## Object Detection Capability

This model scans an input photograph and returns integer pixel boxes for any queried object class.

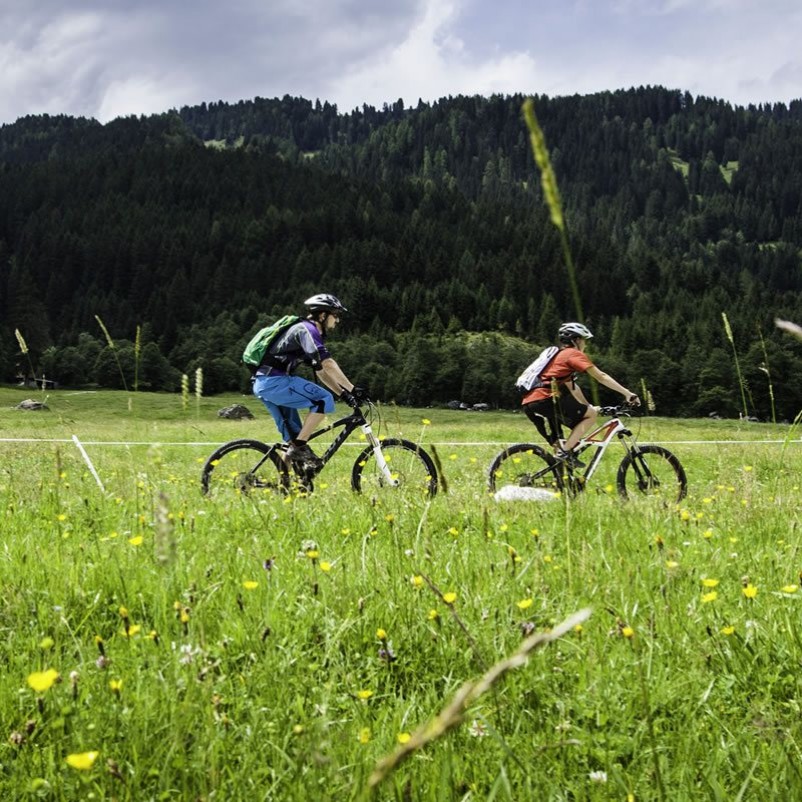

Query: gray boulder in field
[15,399,49,411]
[218,404,255,420]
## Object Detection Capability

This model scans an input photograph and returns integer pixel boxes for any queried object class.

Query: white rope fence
[0,437,799,447]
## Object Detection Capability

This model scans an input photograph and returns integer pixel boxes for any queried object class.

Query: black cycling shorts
[523,393,590,446]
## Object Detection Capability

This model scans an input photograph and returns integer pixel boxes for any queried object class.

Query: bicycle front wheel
[616,445,687,503]
[487,443,564,494]
[201,439,289,498]
[351,439,438,497]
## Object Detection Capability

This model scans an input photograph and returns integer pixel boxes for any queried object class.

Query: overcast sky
[1,0,800,126]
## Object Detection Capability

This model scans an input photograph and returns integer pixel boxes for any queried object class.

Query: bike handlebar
[598,402,639,417]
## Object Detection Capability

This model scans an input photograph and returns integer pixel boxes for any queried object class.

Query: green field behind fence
[1,385,802,800]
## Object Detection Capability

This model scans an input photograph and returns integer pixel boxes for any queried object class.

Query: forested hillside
[1,87,801,418]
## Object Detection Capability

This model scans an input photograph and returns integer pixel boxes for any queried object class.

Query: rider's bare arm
[316,358,354,395]
[585,365,640,405]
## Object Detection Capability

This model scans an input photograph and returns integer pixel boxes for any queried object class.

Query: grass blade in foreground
[366,607,592,792]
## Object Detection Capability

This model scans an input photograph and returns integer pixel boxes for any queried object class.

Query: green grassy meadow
[1,385,802,800]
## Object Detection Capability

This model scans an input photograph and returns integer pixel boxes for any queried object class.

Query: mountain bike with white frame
[488,403,687,502]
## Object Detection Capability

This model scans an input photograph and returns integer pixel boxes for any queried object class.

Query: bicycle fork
[362,424,398,486]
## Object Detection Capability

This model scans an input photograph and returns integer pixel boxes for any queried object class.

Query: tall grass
[2,387,802,799]
[721,312,749,418]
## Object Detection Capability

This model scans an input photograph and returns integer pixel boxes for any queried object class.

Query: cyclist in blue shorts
[251,293,366,470]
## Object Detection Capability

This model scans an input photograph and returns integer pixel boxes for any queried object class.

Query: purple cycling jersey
[257,319,331,376]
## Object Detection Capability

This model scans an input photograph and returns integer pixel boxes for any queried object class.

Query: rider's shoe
[285,442,324,471]
[554,448,586,470]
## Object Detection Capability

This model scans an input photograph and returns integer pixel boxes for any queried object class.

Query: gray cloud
[0,0,799,125]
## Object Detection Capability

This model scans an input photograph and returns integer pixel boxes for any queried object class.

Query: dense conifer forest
[1,86,801,418]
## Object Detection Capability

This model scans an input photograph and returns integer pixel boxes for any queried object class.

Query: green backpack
[242,315,302,373]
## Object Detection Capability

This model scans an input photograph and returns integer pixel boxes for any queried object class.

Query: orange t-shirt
[521,347,594,404]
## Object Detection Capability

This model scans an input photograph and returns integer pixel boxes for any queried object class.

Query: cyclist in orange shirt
[522,322,640,468]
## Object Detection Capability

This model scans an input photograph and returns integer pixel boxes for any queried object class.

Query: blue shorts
[252,374,335,442]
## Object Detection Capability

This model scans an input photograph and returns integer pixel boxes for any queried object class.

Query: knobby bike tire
[487,443,564,494]
[351,438,438,497]
[201,438,289,497]
[616,444,688,503]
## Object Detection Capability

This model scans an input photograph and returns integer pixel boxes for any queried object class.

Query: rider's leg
[563,405,597,451]
[295,411,325,442]
[523,401,560,449]
[254,375,334,442]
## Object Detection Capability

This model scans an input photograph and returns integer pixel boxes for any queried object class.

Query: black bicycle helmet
[304,293,348,315]
[558,322,593,344]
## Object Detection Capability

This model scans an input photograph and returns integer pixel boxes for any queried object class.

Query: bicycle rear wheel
[351,439,438,497]
[487,443,564,494]
[201,439,290,497]
[616,445,687,503]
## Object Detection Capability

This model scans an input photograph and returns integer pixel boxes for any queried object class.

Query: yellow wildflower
[621,626,634,639]
[397,732,411,744]
[356,689,373,701]
[319,561,332,573]
[721,625,736,636]
[242,581,259,590]
[27,669,59,692]
[411,575,424,589]
[358,727,371,744]
[701,591,718,603]
[782,585,799,594]
[516,598,534,610]
[442,592,457,605]
[128,535,143,546]
[743,584,758,599]
[65,751,98,771]
[701,578,719,588]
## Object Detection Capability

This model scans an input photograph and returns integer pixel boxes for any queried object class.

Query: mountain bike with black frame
[201,398,439,499]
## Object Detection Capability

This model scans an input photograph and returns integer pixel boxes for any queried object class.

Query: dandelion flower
[421,418,431,426]
[427,609,439,621]
[120,624,141,638]
[666,560,679,569]
[701,591,718,603]
[27,669,59,692]
[721,625,736,635]
[306,549,320,560]
[397,732,411,744]
[109,679,123,694]
[39,637,54,650]
[358,727,371,744]
[782,585,799,594]
[376,628,387,641]
[743,584,758,599]
[356,689,373,701]
[701,578,719,588]
[516,598,534,610]
[411,575,424,589]
[442,592,457,605]
[65,751,98,771]
[242,581,259,590]
[319,561,332,573]
[128,535,143,546]
[621,626,634,639]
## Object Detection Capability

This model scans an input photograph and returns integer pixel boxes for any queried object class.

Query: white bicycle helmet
[558,322,593,343]
[304,293,348,314]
